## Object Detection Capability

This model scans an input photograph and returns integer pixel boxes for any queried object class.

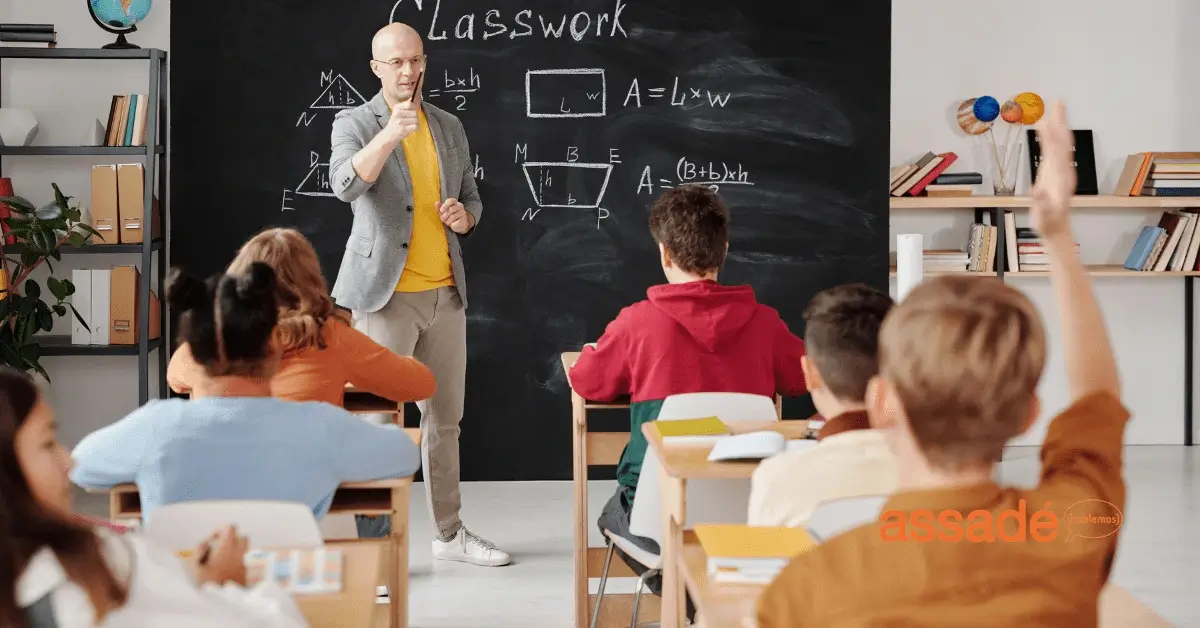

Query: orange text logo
[879,499,1122,543]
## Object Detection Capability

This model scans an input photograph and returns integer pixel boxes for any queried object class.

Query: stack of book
[1113,152,1200,196]
[922,250,969,272]
[923,171,983,197]
[889,151,966,197]
[0,24,55,48]
[1013,228,1079,272]
[693,524,816,584]
[1123,210,1200,272]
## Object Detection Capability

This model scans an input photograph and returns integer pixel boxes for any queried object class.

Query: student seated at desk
[0,366,307,627]
[757,103,1130,627]
[748,283,898,527]
[569,184,808,596]
[167,227,436,407]
[70,263,421,537]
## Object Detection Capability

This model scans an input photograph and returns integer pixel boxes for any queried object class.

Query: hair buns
[234,261,277,302]
[165,267,208,312]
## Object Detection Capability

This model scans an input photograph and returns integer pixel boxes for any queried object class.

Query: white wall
[5,0,1194,448]
[0,0,170,448]
[891,0,1200,445]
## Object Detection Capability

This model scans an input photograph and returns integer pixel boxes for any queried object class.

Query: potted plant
[0,183,102,380]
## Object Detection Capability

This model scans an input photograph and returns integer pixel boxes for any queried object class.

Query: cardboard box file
[115,163,162,244]
[109,265,161,345]
[89,166,118,244]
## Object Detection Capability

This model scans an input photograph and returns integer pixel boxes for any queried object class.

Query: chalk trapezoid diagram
[521,162,613,209]
[295,159,334,197]
[310,74,367,110]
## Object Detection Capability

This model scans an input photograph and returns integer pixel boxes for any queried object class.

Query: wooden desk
[94,478,413,628]
[344,384,421,446]
[291,542,384,628]
[562,351,787,628]
[643,420,810,628]
[680,531,759,628]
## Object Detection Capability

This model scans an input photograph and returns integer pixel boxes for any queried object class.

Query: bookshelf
[890,194,1196,446]
[0,47,168,405]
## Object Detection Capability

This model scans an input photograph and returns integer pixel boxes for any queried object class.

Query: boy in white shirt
[748,283,898,527]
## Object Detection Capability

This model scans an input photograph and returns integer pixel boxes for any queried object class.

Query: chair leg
[629,568,660,628]
[590,541,615,628]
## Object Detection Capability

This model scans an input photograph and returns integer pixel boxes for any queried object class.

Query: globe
[88,0,152,49]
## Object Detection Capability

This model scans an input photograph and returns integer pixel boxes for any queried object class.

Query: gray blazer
[328,90,481,313]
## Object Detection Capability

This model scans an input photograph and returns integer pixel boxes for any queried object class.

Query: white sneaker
[431,527,511,567]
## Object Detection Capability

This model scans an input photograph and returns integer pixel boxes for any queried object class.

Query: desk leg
[659,471,686,628]
[391,484,410,628]
[572,393,589,628]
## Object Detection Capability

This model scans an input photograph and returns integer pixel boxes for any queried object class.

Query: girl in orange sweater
[167,228,435,406]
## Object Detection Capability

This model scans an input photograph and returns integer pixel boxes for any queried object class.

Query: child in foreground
[757,102,1129,626]
[0,367,307,627]
[70,262,421,530]
[570,184,807,596]
[748,283,897,527]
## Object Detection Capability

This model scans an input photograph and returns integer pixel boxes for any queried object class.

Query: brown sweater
[167,318,436,406]
[756,391,1130,627]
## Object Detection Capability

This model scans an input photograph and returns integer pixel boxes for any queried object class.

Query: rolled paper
[973,96,1000,122]
[896,234,924,301]
[1014,92,1045,124]
[957,98,992,135]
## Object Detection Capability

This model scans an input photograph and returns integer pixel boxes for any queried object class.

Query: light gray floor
[74,445,1200,627]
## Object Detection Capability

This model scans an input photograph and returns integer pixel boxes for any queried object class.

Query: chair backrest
[658,392,780,422]
[627,392,779,544]
[142,500,323,552]
[804,495,890,543]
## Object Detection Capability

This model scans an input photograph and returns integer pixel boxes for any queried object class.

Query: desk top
[642,420,811,479]
[681,531,759,628]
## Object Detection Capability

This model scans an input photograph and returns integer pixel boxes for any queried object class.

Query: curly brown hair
[648,185,730,274]
[226,228,351,356]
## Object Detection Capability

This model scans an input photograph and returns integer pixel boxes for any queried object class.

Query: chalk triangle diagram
[295,159,334,197]
[310,74,367,110]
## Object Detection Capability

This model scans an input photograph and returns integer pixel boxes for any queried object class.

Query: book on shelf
[693,524,816,584]
[1112,152,1200,196]
[103,94,151,147]
[244,547,344,595]
[1013,227,1079,272]
[889,152,961,197]
[0,24,55,47]
[1122,210,1200,272]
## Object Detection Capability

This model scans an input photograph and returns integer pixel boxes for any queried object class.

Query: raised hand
[1029,101,1077,242]
[384,101,420,145]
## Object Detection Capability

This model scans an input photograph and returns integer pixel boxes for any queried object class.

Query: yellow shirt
[396,108,454,292]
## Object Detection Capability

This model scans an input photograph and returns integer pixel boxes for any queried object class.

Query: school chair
[142,500,323,551]
[592,392,778,628]
[804,494,890,543]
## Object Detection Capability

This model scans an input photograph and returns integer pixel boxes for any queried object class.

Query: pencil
[409,71,423,103]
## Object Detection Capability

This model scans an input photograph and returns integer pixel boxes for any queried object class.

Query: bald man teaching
[329,23,509,567]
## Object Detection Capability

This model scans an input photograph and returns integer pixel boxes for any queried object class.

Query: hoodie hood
[646,280,760,352]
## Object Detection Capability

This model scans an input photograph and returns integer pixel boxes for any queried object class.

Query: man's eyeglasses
[373,55,427,70]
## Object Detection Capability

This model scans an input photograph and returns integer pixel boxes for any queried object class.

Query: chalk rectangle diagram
[521,162,612,208]
[526,69,606,118]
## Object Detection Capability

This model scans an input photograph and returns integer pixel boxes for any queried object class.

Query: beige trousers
[353,285,465,540]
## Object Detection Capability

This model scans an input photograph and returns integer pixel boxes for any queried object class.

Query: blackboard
[170,0,891,481]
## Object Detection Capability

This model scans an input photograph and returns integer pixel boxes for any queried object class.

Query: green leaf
[23,280,39,300]
[73,223,104,241]
[25,352,49,383]
[36,308,52,333]
[34,203,62,221]
[47,276,67,301]
[68,231,87,248]
[65,207,81,223]
[63,279,75,297]
[68,302,89,331]
[51,182,67,209]
[42,258,53,274]
[52,304,65,317]
[0,196,35,213]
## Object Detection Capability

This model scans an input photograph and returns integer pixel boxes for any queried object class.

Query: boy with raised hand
[569,184,808,592]
[757,101,1128,626]
[747,283,898,528]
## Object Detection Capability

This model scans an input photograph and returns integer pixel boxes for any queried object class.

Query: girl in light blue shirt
[69,262,421,526]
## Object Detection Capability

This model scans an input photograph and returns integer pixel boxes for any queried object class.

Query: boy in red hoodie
[569,184,808,595]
